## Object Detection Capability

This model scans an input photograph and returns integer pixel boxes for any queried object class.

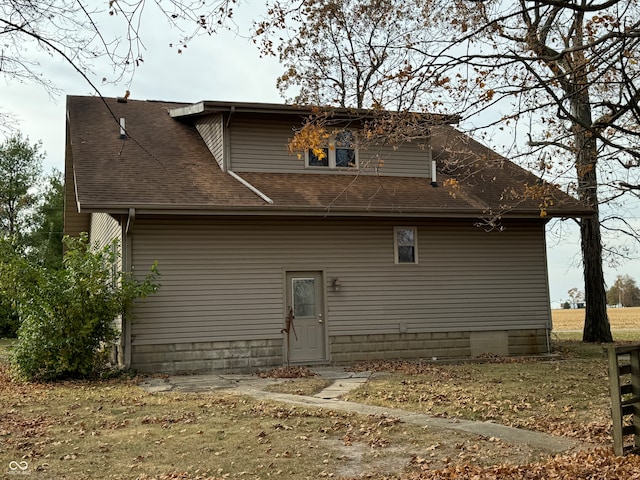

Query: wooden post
[606,344,640,455]
[631,348,640,450]
[607,345,624,455]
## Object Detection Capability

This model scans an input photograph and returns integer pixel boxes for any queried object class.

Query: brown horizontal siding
[227,114,431,177]
[229,116,302,173]
[130,217,551,346]
[365,142,430,177]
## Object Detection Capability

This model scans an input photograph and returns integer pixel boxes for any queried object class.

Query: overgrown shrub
[0,240,21,338]
[0,293,19,337]
[5,234,159,381]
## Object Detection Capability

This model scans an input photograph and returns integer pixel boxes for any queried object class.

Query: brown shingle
[67,96,266,210]
[66,96,591,218]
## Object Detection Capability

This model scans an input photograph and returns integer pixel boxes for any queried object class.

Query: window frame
[305,130,359,169]
[394,226,419,264]
[291,277,316,318]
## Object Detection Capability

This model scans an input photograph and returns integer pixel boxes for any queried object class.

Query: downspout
[429,140,437,187]
[430,160,438,187]
[225,105,235,128]
[222,106,235,172]
[123,207,135,368]
[228,170,274,205]
[126,207,136,236]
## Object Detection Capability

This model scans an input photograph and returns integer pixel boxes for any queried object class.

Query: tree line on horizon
[563,275,640,309]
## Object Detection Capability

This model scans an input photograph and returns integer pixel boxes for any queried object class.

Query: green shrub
[5,234,159,381]
[0,293,19,338]
[0,240,21,338]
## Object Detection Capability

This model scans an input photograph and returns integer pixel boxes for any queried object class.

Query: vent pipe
[119,118,126,139]
[431,160,437,187]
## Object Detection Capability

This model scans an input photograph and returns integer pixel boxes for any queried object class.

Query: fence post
[606,344,640,455]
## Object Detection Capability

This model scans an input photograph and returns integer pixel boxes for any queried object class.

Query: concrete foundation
[131,329,549,373]
[330,329,548,364]
[132,339,283,374]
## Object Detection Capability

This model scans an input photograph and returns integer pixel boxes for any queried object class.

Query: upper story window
[306,130,358,169]
[394,227,418,264]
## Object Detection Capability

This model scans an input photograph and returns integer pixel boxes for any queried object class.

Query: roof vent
[117,97,128,103]
[119,118,126,139]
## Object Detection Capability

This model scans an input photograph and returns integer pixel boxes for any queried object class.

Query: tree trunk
[581,210,613,342]
[572,98,613,343]
[574,125,613,343]
[566,9,613,343]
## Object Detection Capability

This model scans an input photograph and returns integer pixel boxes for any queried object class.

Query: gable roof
[65,95,591,219]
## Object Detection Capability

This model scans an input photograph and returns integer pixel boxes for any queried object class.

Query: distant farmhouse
[64,96,590,373]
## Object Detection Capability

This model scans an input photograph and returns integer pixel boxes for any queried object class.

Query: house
[64,95,591,373]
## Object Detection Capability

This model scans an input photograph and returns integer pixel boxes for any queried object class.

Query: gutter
[77,202,593,219]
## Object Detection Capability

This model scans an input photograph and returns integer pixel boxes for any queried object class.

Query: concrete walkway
[138,367,583,455]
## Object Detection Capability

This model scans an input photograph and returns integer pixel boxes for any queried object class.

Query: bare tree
[0,1,237,112]
[258,0,640,342]
[269,0,436,110]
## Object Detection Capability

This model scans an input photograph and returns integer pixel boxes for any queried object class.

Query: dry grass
[3,336,640,478]
[346,336,640,448]
[0,362,554,479]
[552,307,640,331]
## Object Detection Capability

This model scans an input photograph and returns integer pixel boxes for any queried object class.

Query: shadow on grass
[0,337,15,362]
[551,330,640,359]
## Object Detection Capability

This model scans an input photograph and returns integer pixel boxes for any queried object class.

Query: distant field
[552,306,640,331]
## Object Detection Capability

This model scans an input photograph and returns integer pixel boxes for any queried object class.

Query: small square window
[305,130,358,169]
[308,148,329,166]
[394,227,418,264]
[335,131,356,167]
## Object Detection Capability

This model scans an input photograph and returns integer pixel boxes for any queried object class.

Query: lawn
[2,334,640,478]
[345,340,616,445]
[0,361,562,479]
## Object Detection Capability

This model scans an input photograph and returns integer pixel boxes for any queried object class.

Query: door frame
[283,269,329,364]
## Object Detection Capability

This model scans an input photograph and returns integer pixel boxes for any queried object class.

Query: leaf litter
[3,339,640,478]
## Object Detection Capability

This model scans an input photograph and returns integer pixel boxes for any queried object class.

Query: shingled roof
[65,95,591,219]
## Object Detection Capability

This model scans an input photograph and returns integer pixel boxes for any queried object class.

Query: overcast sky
[2,4,637,309]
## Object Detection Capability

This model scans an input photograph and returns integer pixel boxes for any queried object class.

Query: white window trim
[394,226,419,264]
[304,131,359,169]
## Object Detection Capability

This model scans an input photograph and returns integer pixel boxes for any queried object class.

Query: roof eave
[168,101,460,124]
[78,202,592,219]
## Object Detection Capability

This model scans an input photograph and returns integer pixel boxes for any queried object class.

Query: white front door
[285,271,326,363]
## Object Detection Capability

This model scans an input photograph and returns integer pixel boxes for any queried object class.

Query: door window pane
[293,278,315,317]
